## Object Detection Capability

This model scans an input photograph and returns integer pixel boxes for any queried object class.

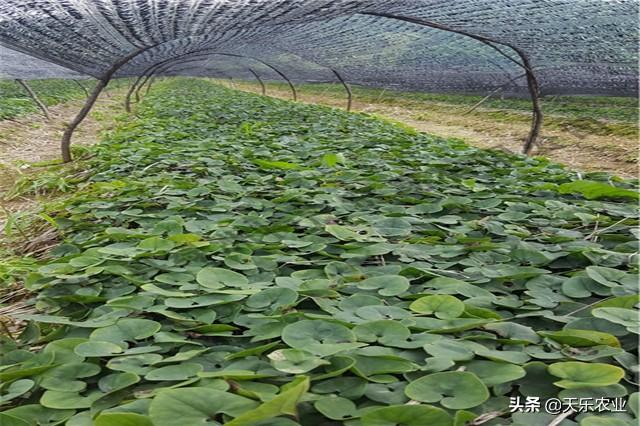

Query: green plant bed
[1,78,637,425]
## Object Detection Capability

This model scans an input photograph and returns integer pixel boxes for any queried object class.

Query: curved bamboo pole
[249,68,266,95]
[15,79,50,120]
[130,50,297,102]
[362,12,542,155]
[145,75,158,95]
[73,79,90,98]
[61,46,156,162]
[125,73,153,112]
[331,68,352,111]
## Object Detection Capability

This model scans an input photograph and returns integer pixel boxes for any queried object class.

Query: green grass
[0,78,130,120]
[0,78,637,425]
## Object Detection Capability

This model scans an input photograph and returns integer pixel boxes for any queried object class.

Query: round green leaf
[325,224,364,241]
[94,413,154,426]
[138,237,175,252]
[40,362,101,392]
[40,390,102,409]
[164,294,244,308]
[592,308,639,333]
[196,267,248,289]
[268,349,330,374]
[404,371,489,409]
[0,405,75,426]
[90,318,161,344]
[423,339,474,361]
[357,275,410,296]
[463,360,526,386]
[314,396,357,420]
[281,320,361,356]
[354,320,411,344]
[146,363,204,381]
[410,295,465,319]
[373,217,412,237]
[246,288,298,310]
[539,329,621,347]
[0,380,34,404]
[74,341,125,357]
[106,353,163,374]
[98,372,140,392]
[149,388,258,426]
[361,405,452,426]
[548,362,625,389]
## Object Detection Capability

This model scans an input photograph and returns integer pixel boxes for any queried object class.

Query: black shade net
[0,0,637,96]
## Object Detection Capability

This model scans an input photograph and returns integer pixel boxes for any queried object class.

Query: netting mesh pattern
[0,46,86,79]
[0,0,637,95]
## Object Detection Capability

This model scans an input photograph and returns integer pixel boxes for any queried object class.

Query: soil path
[234,83,638,179]
[0,88,127,219]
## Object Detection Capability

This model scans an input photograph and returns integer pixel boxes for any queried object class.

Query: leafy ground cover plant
[0,79,638,425]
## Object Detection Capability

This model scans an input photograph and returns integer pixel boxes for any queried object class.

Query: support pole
[129,62,175,109]
[15,79,50,120]
[134,73,152,103]
[268,64,297,101]
[133,51,298,101]
[125,74,150,112]
[61,47,154,162]
[362,12,543,155]
[331,68,352,111]
[519,54,543,155]
[249,68,266,95]
[73,79,90,98]
[145,75,157,95]
[136,70,161,101]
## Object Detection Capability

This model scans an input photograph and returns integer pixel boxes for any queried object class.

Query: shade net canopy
[0,0,637,96]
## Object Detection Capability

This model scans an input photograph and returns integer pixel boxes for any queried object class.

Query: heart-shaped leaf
[357,275,410,296]
[196,267,248,289]
[539,329,621,347]
[0,380,34,404]
[225,376,309,426]
[90,318,161,344]
[463,360,526,386]
[373,217,412,237]
[410,295,465,319]
[281,320,362,356]
[149,388,258,426]
[361,405,452,426]
[268,349,330,374]
[404,371,489,409]
[145,363,203,381]
[94,413,154,426]
[548,362,625,388]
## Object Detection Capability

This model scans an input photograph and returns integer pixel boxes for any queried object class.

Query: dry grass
[0,88,128,338]
[0,87,127,227]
